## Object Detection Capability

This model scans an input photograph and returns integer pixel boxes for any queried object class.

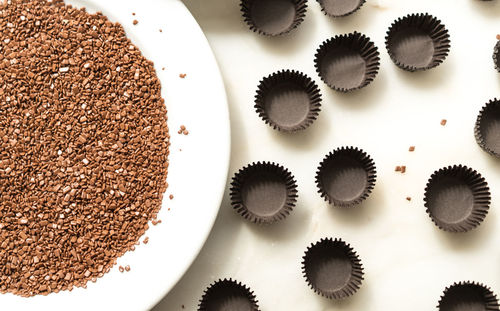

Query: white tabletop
[153,0,500,310]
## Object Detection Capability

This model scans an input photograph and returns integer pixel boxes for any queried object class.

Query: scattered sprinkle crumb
[168,208,171,211]
[406,197,411,201]
[440,119,447,126]
[159,29,163,33]
[119,266,124,273]
[177,125,189,135]
[179,73,187,79]
[409,146,415,152]
[143,237,149,244]
[133,20,138,25]
[169,194,174,200]
[152,219,162,226]
[125,265,130,272]
[162,67,165,71]
[395,166,406,173]
[132,12,136,16]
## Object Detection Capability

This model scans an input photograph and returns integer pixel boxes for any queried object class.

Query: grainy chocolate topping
[0,0,169,296]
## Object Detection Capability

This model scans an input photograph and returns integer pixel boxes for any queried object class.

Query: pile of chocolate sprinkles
[0,0,169,296]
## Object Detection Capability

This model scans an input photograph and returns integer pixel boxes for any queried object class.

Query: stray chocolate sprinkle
[179,73,187,79]
[395,166,406,173]
[406,197,411,201]
[133,19,138,25]
[0,0,169,297]
[169,194,174,200]
[152,219,162,226]
[409,146,415,152]
[177,125,189,135]
[441,119,447,126]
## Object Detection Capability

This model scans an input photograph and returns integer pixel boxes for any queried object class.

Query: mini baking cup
[302,238,364,300]
[385,13,450,71]
[255,70,322,132]
[198,279,260,311]
[317,0,366,18]
[240,0,308,36]
[230,162,298,224]
[494,41,500,73]
[314,32,380,92]
[424,165,491,233]
[475,98,500,158]
[438,281,500,311]
[316,147,376,207]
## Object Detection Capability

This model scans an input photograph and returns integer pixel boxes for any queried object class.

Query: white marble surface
[154,0,500,310]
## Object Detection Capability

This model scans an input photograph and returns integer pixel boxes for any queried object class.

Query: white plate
[1,0,230,310]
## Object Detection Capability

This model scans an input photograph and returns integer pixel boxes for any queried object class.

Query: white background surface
[154,0,500,310]
[0,0,230,310]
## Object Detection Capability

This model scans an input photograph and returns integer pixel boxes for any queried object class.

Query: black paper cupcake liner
[424,165,491,233]
[255,70,322,132]
[198,278,260,311]
[230,162,298,224]
[314,32,380,92]
[494,40,500,73]
[317,0,366,18]
[475,98,500,158]
[302,238,364,300]
[438,281,500,311]
[316,146,376,207]
[240,0,308,36]
[385,13,450,72]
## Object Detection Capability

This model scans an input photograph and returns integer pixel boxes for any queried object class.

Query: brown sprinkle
[409,146,415,152]
[179,73,187,79]
[125,265,130,272]
[152,219,162,226]
[406,197,411,201]
[119,266,125,273]
[0,0,169,297]
[441,119,447,126]
[401,166,406,173]
[133,19,139,25]
[395,166,401,172]
[169,194,174,200]
[178,125,189,135]
[159,29,163,33]
[143,237,149,244]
